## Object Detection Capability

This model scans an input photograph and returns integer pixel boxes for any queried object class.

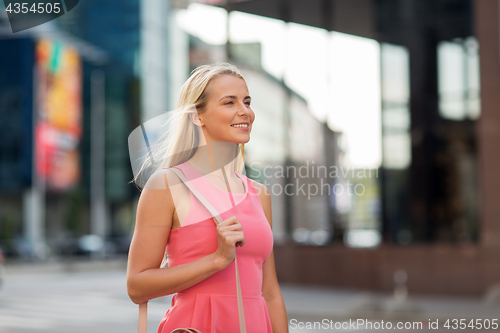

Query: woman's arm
[126,169,245,304]
[253,180,289,333]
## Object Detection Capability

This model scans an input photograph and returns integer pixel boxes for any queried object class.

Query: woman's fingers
[218,225,242,234]
[217,216,246,247]
[217,216,242,232]
[213,215,247,267]
[219,230,245,246]
[218,216,240,227]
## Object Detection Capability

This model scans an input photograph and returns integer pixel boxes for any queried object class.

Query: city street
[0,261,170,333]
[0,260,498,333]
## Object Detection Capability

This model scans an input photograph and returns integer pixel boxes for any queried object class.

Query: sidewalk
[281,283,500,328]
[3,257,499,329]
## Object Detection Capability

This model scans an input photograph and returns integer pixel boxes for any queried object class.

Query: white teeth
[232,124,248,128]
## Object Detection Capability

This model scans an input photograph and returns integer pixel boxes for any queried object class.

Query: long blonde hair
[130,62,247,189]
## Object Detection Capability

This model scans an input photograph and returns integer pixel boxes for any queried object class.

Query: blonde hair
[131,62,247,189]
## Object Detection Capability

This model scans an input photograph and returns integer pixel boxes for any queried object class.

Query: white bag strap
[138,302,147,333]
[170,167,224,225]
[169,167,247,333]
[138,167,247,333]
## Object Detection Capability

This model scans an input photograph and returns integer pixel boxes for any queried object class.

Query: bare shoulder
[142,168,182,191]
[136,169,178,227]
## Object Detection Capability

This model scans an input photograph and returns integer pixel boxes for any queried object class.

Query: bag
[137,167,247,333]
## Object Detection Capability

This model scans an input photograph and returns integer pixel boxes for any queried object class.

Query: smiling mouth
[231,124,249,128]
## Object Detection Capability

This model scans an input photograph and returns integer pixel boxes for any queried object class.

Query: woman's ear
[189,112,203,127]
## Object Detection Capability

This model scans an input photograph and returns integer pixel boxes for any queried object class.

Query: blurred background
[0,0,499,332]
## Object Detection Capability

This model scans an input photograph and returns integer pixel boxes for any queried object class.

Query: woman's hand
[213,216,246,268]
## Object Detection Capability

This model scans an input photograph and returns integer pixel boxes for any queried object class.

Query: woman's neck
[188,141,239,176]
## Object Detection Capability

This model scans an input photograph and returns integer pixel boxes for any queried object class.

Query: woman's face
[198,74,254,144]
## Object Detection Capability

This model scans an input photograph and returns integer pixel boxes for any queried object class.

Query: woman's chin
[236,136,250,144]
[226,134,250,145]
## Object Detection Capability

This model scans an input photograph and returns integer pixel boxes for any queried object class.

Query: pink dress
[157,161,274,333]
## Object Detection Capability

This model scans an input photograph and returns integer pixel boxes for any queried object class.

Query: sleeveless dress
[157,161,274,333]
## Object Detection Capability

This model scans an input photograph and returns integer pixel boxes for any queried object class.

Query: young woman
[127,62,289,332]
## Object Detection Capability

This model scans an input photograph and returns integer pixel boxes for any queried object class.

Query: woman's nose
[237,101,249,115]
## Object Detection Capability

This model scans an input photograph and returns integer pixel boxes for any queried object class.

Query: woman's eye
[224,101,250,106]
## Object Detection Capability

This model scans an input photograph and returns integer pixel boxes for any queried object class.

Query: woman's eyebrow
[218,95,251,101]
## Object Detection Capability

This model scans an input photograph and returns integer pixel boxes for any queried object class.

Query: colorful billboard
[35,38,82,191]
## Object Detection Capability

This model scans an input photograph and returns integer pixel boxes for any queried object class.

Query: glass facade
[0,38,35,193]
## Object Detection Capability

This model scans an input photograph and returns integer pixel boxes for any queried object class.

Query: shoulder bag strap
[138,302,147,333]
[137,168,247,333]
[169,167,247,333]
[170,167,224,225]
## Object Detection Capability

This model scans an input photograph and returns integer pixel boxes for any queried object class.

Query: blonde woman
[127,62,289,332]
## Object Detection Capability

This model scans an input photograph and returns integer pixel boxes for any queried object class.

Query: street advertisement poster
[34,38,82,192]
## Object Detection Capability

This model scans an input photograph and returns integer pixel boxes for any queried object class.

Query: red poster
[35,38,82,191]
